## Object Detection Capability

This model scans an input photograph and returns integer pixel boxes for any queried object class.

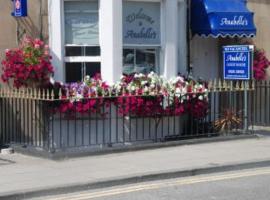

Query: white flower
[150,84,155,89]
[131,86,136,91]
[141,81,147,86]
[117,85,122,91]
[175,88,181,94]
[84,75,90,82]
[139,73,144,78]
[198,95,203,100]
[50,77,55,85]
[144,86,149,92]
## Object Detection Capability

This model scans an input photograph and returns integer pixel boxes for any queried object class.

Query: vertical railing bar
[161,96,164,140]
[116,97,119,144]
[129,97,132,142]
[264,80,267,125]
[66,109,69,148]
[135,97,138,141]
[27,96,30,145]
[74,101,77,147]
[14,95,18,143]
[0,98,3,145]
[102,99,105,146]
[37,99,41,148]
[81,109,84,147]
[95,100,98,145]
[173,95,176,136]
[88,99,91,146]
[109,99,112,145]
[11,97,14,144]
[30,98,34,146]
[259,81,262,125]
[59,107,63,149]
[51,107,55,152]
[7,96,10,144]
[268,81,270,125]
[142,98,145,140]
[22,92,25,145]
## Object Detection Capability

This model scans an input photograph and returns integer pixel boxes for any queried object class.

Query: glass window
[64,1,100,83]
[66,62,101,83]
[64,1,99,45]
[123,2,160,74]
[123,49,157,75]
[123,2,161,45]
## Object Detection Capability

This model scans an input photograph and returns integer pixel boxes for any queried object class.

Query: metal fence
[0,80,255,152]
[253,81,270,126]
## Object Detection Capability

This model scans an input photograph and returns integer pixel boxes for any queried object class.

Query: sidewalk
[1,134,270,199]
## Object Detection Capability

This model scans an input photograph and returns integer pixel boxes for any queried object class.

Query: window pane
[65,46,82,57]
[65,46,100,56]
[123,2,161,45]
[85,46,100,56]
[85,62,101,77]
[123,49,135,75]
[66,63,82,83]
[135,49,156,74]
[64,1,99,45]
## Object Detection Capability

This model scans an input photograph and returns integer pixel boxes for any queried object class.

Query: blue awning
[191,0,257,38]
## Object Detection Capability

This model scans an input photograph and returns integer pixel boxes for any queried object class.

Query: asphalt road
[33,167,270,200]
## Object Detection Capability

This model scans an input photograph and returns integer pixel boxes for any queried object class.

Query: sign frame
[223,45,253,80]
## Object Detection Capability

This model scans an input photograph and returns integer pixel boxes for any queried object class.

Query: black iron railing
[0,81,255,152]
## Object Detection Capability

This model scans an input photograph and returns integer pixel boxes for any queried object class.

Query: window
[123,48,158,75]
[64,0,100,83]
[123,1,161,75]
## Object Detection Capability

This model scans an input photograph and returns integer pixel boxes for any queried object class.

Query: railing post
[244,81,248,133]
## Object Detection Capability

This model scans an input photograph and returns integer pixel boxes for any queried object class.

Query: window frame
[122,1,162,74]
[63,0,101,82]
[123,46,160,75]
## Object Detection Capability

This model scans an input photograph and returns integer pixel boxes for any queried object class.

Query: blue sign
[12,0,27,17]
[223,45,252,80]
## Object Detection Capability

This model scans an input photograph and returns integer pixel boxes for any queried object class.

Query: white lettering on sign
[226,53,247,62]
[220,16,248,26]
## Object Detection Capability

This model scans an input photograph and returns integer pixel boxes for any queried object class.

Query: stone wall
[0,0,48,62]
[248,0,270,59]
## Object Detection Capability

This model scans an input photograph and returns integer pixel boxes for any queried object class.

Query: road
[32,167,270,200]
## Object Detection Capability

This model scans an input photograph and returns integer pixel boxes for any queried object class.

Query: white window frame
[122,0,162,74]
[63,0,101,82]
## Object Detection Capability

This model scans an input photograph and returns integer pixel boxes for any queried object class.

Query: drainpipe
[186,0,192,75]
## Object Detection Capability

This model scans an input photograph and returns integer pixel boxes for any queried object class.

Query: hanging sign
[11,0,27,17]
[123,2,160,45]
[223,45,253,80]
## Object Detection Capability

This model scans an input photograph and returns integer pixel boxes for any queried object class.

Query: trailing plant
[54,72,209,118]
[1,36,54,88]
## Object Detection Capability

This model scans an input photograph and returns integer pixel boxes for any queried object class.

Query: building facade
[0,0,270,83]
[48,0,187,84]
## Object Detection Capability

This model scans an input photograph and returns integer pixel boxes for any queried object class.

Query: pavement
[1,133,270,199]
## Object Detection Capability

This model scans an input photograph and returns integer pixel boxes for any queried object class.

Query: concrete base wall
[50,109,189,149]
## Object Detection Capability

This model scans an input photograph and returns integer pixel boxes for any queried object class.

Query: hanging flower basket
[1,37,54,88]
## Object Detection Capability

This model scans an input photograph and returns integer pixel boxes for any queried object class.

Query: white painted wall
[48,0,64,82]
[163,0,178,78]
[191,36,220,80]
[100,0,123,84]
